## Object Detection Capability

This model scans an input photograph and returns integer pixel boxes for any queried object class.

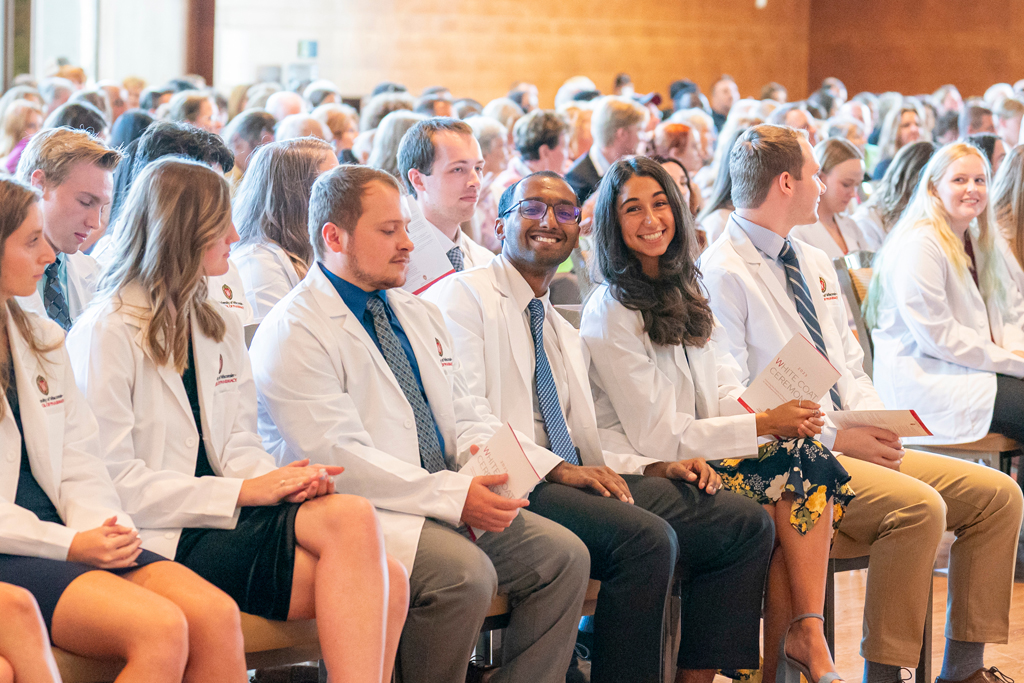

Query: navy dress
[0,355,163,633]
[172,339,300,620]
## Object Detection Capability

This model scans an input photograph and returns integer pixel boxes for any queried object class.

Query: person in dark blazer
[565,96,647,202]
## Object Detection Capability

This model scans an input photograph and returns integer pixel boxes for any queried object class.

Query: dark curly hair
[592,156,714,347]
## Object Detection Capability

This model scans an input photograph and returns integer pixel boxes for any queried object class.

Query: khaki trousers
[832,450,1023,666]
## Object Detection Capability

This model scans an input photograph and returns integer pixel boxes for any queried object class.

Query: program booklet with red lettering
[738,334,841,413]
[458,423,542,540]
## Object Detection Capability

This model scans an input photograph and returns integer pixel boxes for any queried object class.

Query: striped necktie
[447,246,465,272]
[527,299,580,465]
[365,295,448,473]
[43,261,72,332]
[777,239,842,410]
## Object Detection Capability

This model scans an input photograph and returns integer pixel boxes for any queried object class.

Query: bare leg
[50,571,189,683]
[289,494,402,683]
[383,555,409,683]
[772,495,840,683]
[0,584,61,683]
[675,669,717,683]
[761,527,791,683]
[126,562,247,683]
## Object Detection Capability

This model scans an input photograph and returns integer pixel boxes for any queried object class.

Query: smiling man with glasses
[424,170,773,683]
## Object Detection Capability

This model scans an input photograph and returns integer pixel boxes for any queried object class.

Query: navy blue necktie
[777,240,842,410]
[43,262,71,331]
[447,246,465,272]
[365,296,448,473]
[527,299,580,465]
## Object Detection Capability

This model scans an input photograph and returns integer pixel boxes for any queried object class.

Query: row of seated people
[0,116,1020,683]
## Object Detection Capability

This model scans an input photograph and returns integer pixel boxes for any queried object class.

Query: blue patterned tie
[527,299,580,465]
[365,296,448,473]
[446,246,465,272]
[778,240,842,410]
[43,261,71,331]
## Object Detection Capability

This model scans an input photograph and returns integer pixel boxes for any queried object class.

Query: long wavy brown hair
[99,157,230,372]
[0,177,59,418]
[592,156,714,347]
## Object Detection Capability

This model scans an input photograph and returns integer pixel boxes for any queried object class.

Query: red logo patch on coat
[222,284,233,300]
[819,276,827,294]
[436,338,443,356]
[36,375,48,396]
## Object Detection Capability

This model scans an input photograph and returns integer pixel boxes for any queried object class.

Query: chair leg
[825,559,836,656]
[916,580,933,683]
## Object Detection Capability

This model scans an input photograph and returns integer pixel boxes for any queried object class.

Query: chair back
[833,250,874,375]
[244,323,260,349]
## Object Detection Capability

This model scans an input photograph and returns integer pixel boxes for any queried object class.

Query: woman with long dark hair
[580,156,854,683]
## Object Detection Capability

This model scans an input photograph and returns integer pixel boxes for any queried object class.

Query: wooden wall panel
[808,0,1024,98]
[214,0,811,106]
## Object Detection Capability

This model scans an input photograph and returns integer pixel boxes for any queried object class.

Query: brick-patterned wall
[214,0,811,106]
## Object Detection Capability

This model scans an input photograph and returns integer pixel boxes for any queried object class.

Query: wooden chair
[833,252,1024,480]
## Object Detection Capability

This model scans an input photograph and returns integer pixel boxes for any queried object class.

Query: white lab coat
[232,241,302,323]
[66,284,276,560]
[16,251,101,322]
[249,264,519,572]
[699,216,886,451]
[91,239,253,327]
[790,214,872,261]
[698,208,732,245]
[995,229,1024,303]
[423,256,655,475]
[870,227,1024,444]
[579,282,759,462]
[850,204,886,251]
[0,309,135,560]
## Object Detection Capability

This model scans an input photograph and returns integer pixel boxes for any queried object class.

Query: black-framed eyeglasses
[500,199,582,225]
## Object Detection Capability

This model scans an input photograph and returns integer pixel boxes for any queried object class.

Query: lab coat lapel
[728,217,806,334]
[189,311,224,463]
[491,262,534,394]
[8,314,60,496]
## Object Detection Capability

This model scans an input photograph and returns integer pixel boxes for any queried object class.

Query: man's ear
[778,171,795,198]
[29,169,46,191]
[494,217,507,243]
[322,222,348,255]
[407,168,428,196]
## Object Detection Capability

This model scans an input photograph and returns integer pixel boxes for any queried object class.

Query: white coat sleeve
[67,315,244,531]
[580,294,758,462]
[236,251,296,322]
[252,317,473,527]
[891,237,1024,377]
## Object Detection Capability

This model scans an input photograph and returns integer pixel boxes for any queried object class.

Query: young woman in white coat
[0,175,252,683]
[66,158,408,683]
[579,157,854,683]
[867,142,1024,446]
[990,144,1024,299]
[790,138,872,260]
[232,138,338,321]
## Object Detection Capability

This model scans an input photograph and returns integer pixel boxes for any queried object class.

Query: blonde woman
[66,158,408,682]
[990,144,1024,297]
[872,102,923,180]
[232,138,338,321]
[791,138,871,259]
[867,142,1024,446]
[0,99,42,172]
[0,175,249,683]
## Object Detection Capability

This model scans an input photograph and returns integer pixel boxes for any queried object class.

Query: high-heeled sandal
[776,613,843,683]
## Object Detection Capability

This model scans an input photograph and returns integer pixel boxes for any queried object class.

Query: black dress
[172,339,300,621]
[0,356,163,634]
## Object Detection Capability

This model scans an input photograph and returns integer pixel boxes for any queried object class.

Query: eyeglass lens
[519,200,581,224]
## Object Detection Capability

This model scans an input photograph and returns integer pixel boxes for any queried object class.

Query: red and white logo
[436,338,443,356]
[36,375,48,396]
[819,276,827,294]
[222,284,233,300]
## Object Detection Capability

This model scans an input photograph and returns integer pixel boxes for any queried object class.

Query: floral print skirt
[713,438,855,534]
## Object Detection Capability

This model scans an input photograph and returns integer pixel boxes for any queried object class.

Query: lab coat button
[404,419,413,429]
[185,437,197,448]
[164,532,175,539]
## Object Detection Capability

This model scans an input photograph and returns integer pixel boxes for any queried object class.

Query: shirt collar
[498,254,550,314]
[427,218,459,252]
[589,145,612,178]
[318,262,382,319]
[732,213,787,261]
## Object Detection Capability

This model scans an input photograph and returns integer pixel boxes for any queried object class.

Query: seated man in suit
[700,123,1023,683]
[564,96,648,202]
[249,164,590,683]
[398,118,496,272]
[15,127,119,329]
[425,170,774,683]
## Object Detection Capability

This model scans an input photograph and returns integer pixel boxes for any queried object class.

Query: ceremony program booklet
[738,334,842,413]
[827,410,933,438]
[459,423,542,540]
[401,198,456,295]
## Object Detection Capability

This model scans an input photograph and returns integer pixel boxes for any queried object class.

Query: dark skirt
[0,549,167,634]
[174,503,301,621]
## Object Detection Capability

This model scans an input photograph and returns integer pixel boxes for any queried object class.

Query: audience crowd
[0,62,1023,683]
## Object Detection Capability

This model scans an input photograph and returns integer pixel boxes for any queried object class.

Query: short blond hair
[591,96,648,148]
[16,126,121,187]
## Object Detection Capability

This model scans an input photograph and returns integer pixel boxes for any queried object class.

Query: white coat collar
[725,215,805,333]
